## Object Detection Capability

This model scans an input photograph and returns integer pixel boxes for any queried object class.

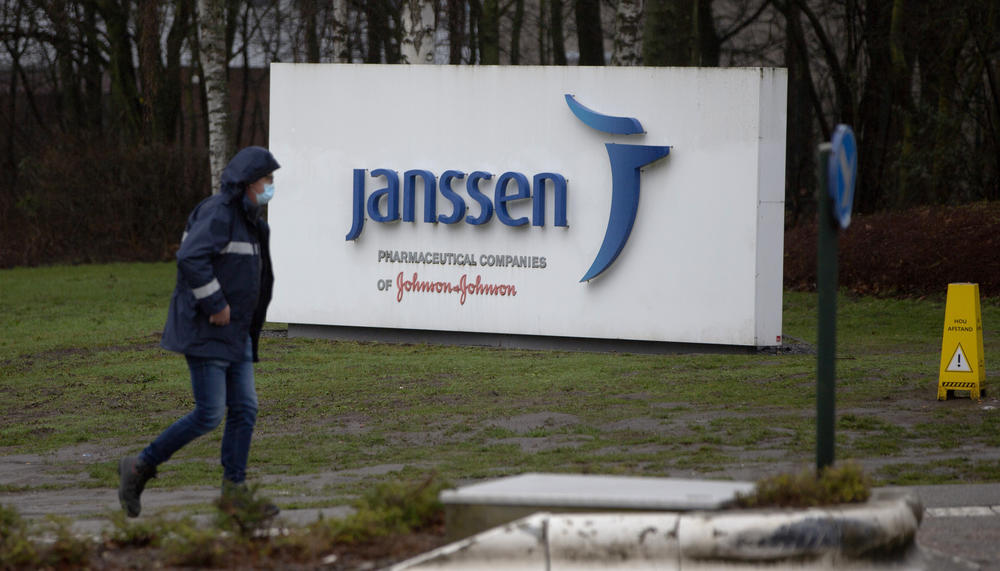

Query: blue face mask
[256,183,275,206]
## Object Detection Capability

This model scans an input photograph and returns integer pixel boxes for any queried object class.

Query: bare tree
[297,0,321,62]
[364,0,388,62]
[330,0,350,62]
[575,0,604,65]
[198,0,232,191]
[446,0,467,63]
[478,0,500,64]
[509,0,525,64]
[537,0,549,64]
[612,0,643,66]
[643,0,720,66]
[644,0,689,65]
[96,1,143,137]
[402,0,437,63]
[549,0,567,65]
[2,0,997,233]
[780,0,817,224]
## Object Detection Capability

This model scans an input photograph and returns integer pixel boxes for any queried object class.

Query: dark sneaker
[220,480,280,518]
[118,456,156,518]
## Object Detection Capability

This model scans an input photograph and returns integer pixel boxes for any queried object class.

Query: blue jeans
[140,340,259,484]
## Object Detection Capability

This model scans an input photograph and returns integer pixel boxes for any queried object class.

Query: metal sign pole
[815,124,857,472]
[816,142,836,471]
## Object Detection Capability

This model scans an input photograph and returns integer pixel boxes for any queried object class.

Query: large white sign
[268,64,787,347]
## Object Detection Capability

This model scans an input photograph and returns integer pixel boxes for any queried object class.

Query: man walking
[119,146,280,517]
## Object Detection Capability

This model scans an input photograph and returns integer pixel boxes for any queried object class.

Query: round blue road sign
[828,124,857,229]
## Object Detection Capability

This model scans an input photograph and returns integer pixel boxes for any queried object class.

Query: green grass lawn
[2,262,999,495]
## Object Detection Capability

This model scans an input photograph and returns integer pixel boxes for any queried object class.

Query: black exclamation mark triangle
[947,345,973,373]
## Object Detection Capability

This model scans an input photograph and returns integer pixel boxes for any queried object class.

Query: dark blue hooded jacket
[161,147,280,362]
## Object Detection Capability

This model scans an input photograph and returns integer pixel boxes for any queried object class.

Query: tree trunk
[550,0,567,65]
[97,0,142,138]
[468,0,480,63]
[235,3,249,147]
[612,0,642,66]
[794,0,855,125]
[137,0,164,141]
[914,0,967,203]
[45,0,80,131]
[4,1,23,178]
[198,0,233,192]
[479,0,500,64]
[695,0,719,66]
[968,0,1000,200]
[434,0,450,63]
[298,0,321,62]
[447,0,466,63]
[781,0,817,225]
[161,0,193,142]
[81,2,104,131]
[889,0,918,207]
[384,4,402,63]
[538,0,549,64]
[643,0,694,66]
[854,0,897,213]
[575,0,604,65]
[365,0,386,62]
[402,0,437,64]
[510,0,525,64]
[331,0,349,62]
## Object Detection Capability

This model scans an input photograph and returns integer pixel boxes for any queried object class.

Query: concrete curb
[390,491,924,570]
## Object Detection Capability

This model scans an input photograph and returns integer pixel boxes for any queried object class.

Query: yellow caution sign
[938,283,986,400]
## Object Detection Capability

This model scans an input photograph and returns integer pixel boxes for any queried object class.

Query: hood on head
[219,146,281,197]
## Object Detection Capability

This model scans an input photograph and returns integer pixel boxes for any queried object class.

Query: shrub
[0,504,38,567]
[163,523,241,568]
[1,135,210,267]
[0,475,449,568]
[36,516,93,568]
[0,507,93,568]
[214,483,279,538]
[106,510,191,548]
[306,473,448,544]
[734,460,871,508]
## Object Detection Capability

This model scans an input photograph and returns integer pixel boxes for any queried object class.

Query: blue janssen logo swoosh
[565,94,645,135]
[566,95,671,282]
